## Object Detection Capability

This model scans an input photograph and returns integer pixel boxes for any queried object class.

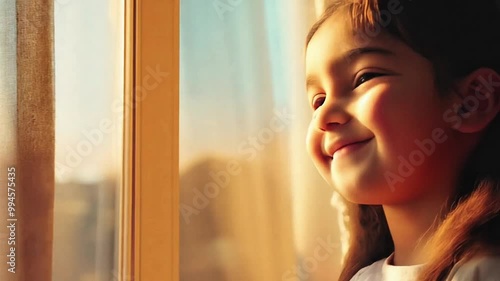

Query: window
[1,1,345,280]
[53,1,124,280]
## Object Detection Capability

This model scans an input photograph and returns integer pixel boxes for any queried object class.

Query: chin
[331,178,388,205]
[336,189,378,205]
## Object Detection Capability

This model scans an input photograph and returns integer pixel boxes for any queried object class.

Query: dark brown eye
[354,72,385,88]
[312,95,325,110]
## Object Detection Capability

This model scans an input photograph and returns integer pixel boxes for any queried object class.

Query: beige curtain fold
[16,1,54,280]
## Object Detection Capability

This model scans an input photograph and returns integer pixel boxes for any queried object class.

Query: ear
[449,68,500,133]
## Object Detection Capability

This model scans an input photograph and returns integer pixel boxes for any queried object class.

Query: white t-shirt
[350,253,500,281]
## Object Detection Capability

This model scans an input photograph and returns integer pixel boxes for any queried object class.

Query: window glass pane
[53,1,124,280]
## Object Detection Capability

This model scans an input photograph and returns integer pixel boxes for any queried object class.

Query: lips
[326,137,373,158]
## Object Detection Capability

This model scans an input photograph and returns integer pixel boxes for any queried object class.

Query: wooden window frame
[122,0,179,280]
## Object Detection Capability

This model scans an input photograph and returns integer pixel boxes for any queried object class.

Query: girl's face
[305,15,462,205]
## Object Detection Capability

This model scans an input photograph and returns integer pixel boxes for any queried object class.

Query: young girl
[304,0,500,280]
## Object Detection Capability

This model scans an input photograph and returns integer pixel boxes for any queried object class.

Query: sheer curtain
[0,1,55,281]
[180,1,344,280]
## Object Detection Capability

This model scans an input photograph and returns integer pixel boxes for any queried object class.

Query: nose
[312,97,350,131]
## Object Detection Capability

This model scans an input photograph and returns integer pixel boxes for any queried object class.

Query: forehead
[305,14,395,74]
[308,13,356,54]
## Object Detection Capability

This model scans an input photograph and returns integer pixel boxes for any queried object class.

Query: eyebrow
[306,46,395,90]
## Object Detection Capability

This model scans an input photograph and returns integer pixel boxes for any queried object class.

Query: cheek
[306,122,322,159]
[356,84,406,138]
[356,84,435,157]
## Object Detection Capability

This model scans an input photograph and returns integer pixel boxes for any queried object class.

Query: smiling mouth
[332,138,373,159]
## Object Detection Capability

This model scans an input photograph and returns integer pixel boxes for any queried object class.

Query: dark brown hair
[305,1,500,280]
